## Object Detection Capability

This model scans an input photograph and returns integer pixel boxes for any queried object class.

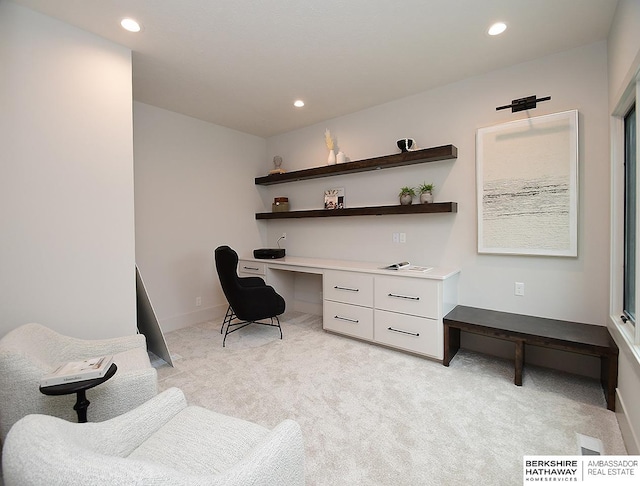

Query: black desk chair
[214,246,286,347]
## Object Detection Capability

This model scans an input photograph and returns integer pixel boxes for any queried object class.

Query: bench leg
[443,324,460,366]
[514,340,524,386]
[601,353,618,412]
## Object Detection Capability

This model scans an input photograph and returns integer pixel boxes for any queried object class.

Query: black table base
[40,363,118,423]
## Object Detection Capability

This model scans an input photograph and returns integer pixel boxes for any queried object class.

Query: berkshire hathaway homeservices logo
[523,456,639,484]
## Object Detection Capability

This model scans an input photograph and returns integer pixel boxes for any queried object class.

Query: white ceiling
[9,0,618,138]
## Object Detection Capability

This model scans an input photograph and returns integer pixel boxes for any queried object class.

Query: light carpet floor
[156,311,626,485]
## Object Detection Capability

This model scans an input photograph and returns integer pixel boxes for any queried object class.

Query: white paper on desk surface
[403,265,433,272]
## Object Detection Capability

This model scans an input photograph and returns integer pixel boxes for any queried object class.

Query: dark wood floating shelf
[255,144,457,185]
[256,202,457,220]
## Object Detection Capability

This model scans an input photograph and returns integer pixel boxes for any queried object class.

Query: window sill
[609,314,640,370]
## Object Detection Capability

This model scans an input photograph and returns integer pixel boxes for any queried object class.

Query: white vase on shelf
[420,192,434,204]
[400,194,413,206]
[336,151,345,164]
[327,149,336,165]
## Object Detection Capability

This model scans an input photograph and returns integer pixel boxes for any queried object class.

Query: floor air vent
[577,433,604,455]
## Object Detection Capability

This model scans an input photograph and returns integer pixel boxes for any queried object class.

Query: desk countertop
[241,255,460,280]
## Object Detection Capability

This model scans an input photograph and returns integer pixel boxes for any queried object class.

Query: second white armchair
[2,387,305,485]
[0,322,158,441]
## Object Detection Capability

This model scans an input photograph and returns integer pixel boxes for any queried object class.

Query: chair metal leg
[221,310,283,347]
[274,316,282,340]
[221,306,234,335]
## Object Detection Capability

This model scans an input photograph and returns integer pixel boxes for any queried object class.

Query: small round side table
[39,363,117,423]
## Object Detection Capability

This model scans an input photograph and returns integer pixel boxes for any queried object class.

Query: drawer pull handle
[334,315,359,323]
[387,293,420,301]
[334,286,359,292]
[387,327,419,337]
[243,266,260,271]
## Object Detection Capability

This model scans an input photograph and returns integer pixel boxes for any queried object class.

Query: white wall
[0,2,136,339]
[607,0,640,109]
[133,102,266,331]
[607,0,640,456]
[265,42,610,329]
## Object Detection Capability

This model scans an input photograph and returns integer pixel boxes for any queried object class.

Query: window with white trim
[612,72,640,355]
[624,104,636,327]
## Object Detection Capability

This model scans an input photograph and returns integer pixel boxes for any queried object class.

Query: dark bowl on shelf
[397,138,414,152]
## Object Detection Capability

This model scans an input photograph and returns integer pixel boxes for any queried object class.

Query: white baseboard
[158,299,321,333]
[460,333,601,379]
[293,300,322,316]
[159,304,227,332]
[616,389,640,454]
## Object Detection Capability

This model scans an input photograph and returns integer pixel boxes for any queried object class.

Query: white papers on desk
[403,265,433,273]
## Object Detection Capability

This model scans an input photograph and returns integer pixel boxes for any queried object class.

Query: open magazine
[383,262,432,272]
[40,355,113,387]
[384,261,410,270]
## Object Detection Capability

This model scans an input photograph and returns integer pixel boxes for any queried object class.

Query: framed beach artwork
[476,110,578,257]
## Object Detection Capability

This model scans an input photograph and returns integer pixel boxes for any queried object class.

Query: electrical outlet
[399,232,406,243]
[514,282,525,296]
[195,296,202,306]
[392,232,399,243]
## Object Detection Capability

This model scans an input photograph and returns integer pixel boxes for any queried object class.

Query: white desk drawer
[374,310,440,358]
[374,276,438,318]
[323,301,373,340]
[238,260,266,276]
[324,270,374,307]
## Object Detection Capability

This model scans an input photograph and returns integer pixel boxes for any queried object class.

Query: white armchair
[0,322,158,441]
[2,387,306,486]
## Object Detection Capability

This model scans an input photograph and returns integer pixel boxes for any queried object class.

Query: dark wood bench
[443,305,619,411]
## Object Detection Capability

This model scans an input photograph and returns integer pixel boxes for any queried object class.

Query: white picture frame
[476,110,578,257]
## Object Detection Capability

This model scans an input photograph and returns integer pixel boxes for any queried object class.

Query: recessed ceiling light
[293,100,305,108]
[121,18,141,33]
[488,22,507,36]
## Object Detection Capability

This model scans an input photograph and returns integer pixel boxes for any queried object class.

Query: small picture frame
[324,188,345,210]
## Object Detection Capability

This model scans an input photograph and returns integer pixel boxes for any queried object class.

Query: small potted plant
[398,186,416,205]
[418,182,434,204]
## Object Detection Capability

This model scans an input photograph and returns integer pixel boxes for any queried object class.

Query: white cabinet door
[374,276,439,318]
[323,300,374,340]
[237,260,266,276]
[374,309,441,358]
[324,270,374,307]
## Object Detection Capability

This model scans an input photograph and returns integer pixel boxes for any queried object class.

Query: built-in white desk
[239,256,460,361]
